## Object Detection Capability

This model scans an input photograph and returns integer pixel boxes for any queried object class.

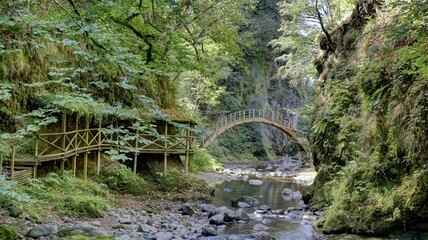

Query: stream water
[210,165,428,240]
[210,169,319,240]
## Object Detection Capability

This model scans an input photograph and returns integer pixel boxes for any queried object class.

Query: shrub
[156,169,207,193]
[98,166,147,195]
[190,148,222,172]
[0,225,19,240]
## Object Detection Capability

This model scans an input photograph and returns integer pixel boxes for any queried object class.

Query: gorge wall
[309,0,428,235]
[208,0,303,162]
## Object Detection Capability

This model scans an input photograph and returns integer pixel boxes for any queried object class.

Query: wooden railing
[202,109,300,146]
[35,127,194,169]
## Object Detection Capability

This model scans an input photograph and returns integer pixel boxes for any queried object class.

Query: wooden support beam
[163,121,168,175]
[11,145,16,179]
[133,128,139,174]
[73,155,77,177]
[185,126,191,175]
[34,137,39,178]
[97,118,102,175]
[0,154,3,175]
[74,114,79,177]
[84,116,89,180]
[61,112,67,174]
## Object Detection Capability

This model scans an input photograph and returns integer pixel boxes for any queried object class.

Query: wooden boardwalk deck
[3,118,195,182]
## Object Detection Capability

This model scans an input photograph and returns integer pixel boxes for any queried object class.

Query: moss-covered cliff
[310,0,428,235]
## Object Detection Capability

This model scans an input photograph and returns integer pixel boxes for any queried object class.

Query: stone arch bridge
[202,109,311,159]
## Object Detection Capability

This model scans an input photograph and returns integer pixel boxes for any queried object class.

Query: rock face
[211,0,304,161]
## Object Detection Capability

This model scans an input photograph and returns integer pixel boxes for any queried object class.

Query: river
[208,163,428,240]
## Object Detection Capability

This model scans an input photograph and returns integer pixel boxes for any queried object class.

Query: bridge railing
[213,109,298,131]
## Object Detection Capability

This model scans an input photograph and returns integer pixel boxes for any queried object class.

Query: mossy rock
[0,225,19,240]
[62,235,113,240]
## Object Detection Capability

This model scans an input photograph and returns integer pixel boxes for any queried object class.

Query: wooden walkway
[2,109,310,182]
[4,117,194,181]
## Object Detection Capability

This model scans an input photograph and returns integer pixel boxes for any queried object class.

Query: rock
[271,209,285,215]
[248,179,263,186]
[201,226,217,236]
[137,224,157,233]
[57,223,101,237]
[282,188,302,201]
[209,213,225,225]
[252,231,274,240]
[27,224,57,238]
[179,204,195,216]
[119,217,133,224]
[262,218,273,225]
[237,201,251,208]
[256,205,271,214]
[232,209,249,222]
[244,196,259,207]
[200,204,217,216]
[7,205,22,218]
[253,224,269,231]
[155,231,173,240]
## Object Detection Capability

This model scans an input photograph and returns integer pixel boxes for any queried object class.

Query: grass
[1,173,111,220]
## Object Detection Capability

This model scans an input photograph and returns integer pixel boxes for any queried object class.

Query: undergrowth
[97,166,147,195]
[0,225,19,240]
[20,173,110,219]
[190,148,222,172]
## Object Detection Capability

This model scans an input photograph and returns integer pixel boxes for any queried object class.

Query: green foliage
[190,148,222,172]
[0,176,29,214]
[0,225,18,240]
[156,169,207,193]
[310,0,428,234]
[22,173,110,218]
[98,166,147,195]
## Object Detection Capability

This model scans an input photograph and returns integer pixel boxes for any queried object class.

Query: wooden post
[73,114,79,177]
[97,118,102,175]
[11,145,16,180]
[61,113,66,174]
[185,126,190,175]
[84,116,89,180]
[163,121,168,175]
[133,128,138,174]
[34,136,39,178]
[0,154,3,175]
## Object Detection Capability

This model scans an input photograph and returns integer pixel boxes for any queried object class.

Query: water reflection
[213,179,317,239]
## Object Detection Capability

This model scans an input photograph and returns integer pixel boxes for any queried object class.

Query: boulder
[27,224,57,238]
[155,232,173,240]
[137,224,157,233]
[179,204,195,216]
[209,213,225,225]
[252,231,274,240]
[248,179,263,186]
[237,202,251,208]
[201,226,218,236]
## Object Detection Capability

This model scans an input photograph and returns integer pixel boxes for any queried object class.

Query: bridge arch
[202,109,311,159]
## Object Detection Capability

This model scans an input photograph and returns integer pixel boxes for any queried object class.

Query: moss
[62,235,113,240]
